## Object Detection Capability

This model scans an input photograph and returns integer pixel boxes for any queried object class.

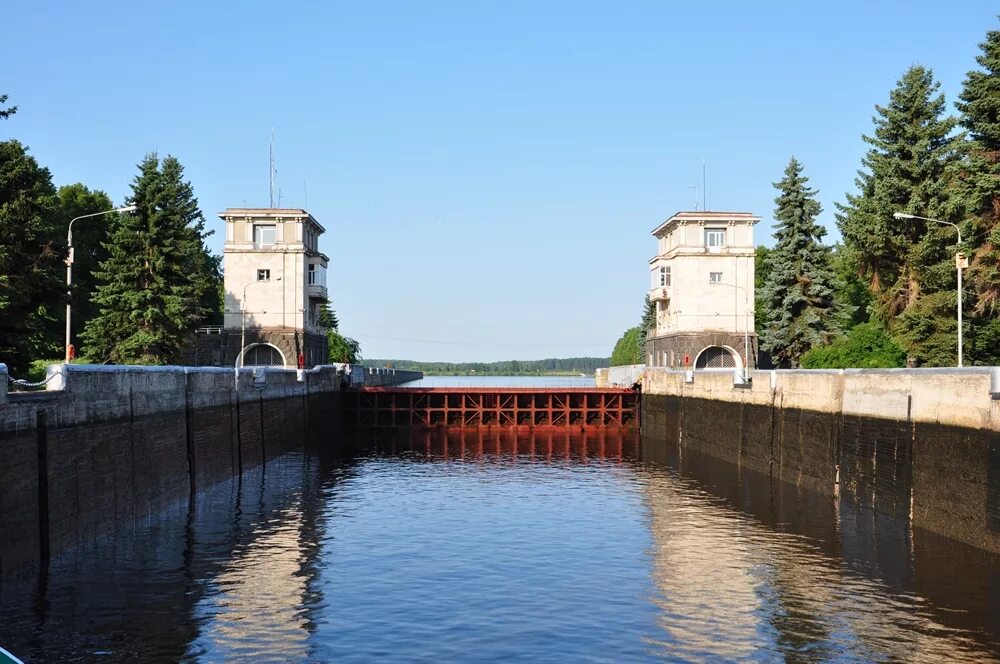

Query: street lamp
[236,276,281,386]
[893,212,965,367]
[65,204,138,361]
[710,279,752,382]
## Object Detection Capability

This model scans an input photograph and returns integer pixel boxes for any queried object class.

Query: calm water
[2,428,1000,663]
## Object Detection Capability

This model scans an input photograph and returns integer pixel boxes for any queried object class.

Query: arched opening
[238,342,286,368]
[694,345,739,370]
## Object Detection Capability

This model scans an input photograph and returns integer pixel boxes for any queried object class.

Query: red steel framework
[343,387,639,430]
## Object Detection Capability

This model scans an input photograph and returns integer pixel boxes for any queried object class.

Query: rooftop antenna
[702,159,707,211]
[688,186,699,211]
[269,128,277,208]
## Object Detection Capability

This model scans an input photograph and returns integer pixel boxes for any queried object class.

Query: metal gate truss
[344,387,638,430]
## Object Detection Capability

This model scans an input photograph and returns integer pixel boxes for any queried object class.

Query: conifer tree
[955,23,1000,355]
[0,93,15,119]
[40,184,115,357]
[639,296,656,343]
[0,140,63,373]
[81,154,219,364]
[836,66,963,365]
[760,157,842,367]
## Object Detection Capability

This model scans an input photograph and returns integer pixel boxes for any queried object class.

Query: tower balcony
[307,283,328,301]
[648,286,671,302]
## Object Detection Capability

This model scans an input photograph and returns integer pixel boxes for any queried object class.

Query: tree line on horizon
[615,20,1000,369]
[0,102,359,375]
[366,357,610,375]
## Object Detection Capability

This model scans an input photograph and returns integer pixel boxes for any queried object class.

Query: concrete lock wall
[0,363,359,578]
[640,366,1000,552]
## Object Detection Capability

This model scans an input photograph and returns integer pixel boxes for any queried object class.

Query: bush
[800,322,905,369]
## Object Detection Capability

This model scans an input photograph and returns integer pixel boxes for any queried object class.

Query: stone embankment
[638,366,1000,552]
[0,362,420,577]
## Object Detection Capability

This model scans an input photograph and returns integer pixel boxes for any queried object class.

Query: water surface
[1,429,998,662]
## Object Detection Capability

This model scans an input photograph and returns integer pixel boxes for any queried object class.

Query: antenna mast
[269,129,277,208]
[702,159,707,211]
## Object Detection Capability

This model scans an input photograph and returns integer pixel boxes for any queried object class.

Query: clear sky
[4,1,997,361]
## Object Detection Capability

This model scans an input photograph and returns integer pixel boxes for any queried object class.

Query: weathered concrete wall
[0,363,345,578]
[596,364,645,388]
[641,367,1000,552]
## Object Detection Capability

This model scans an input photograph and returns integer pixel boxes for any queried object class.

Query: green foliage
[640,296,655,343]
[319,303,339,331]
[0,140,63,375]
[800,322,906,369]
[611,326,643,366]
[46,184,115,356]
[754,245,773,331]
[81,154,218,364]
[956,24,1000,316]
[0,94,15,119]
[967,317,1000,366]
[831,243,872,327]
[367,357,611,375]
[836,66,963,364]
[327,329,361,364]
[760,157,843,367]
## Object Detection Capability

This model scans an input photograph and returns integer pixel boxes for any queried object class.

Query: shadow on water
[0,426,999,662]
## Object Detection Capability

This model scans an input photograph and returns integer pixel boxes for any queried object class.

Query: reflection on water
[1,429,999,662]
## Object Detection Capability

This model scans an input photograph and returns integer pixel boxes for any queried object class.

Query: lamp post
[710,279,752,381]
[65,205,138,362]
[236,276,281,387]
[893,212,965,367]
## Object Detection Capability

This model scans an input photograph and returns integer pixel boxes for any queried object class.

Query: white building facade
[646,211,759,370]
[198,208,330,368]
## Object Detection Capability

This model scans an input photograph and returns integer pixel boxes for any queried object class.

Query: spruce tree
[639,295,655,343]
[836,66,963,365]
[955,23,1000,361]
[760,157,842,367]
[81,154,218,364]
[0,140,62,374]
[0,93,15,119]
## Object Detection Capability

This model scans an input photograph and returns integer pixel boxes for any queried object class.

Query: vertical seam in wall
[235,385,243,476]
[129,384,136,530]
[184,371,196,496]
[36,410,49,566]
[259,391,266,466]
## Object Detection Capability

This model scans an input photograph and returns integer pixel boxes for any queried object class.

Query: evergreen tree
[81,154,218,364]
[639,296,655,343]
[45,184,114,357]
[837,65,963,365]
[0,93,15,119]
[955,24,1000,321]
[760,157,842,367]
[0,140,63,374]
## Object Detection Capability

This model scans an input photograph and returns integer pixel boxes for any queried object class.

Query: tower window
[659,266,671,287]
[705,228,726,249]
[709,271,723,284]
[257,269,271,282]
[253,224,276,248]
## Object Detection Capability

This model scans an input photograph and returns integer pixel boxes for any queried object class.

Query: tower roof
[651,211,759,237]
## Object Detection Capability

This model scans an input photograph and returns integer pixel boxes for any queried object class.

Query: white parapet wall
[596,364,646,389]
[641,366,1000,432]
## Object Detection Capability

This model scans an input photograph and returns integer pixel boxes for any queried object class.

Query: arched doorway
[694,345,739,370]
[238,343,286,367]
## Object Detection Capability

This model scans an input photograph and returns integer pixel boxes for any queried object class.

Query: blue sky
[4,1,997,361]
